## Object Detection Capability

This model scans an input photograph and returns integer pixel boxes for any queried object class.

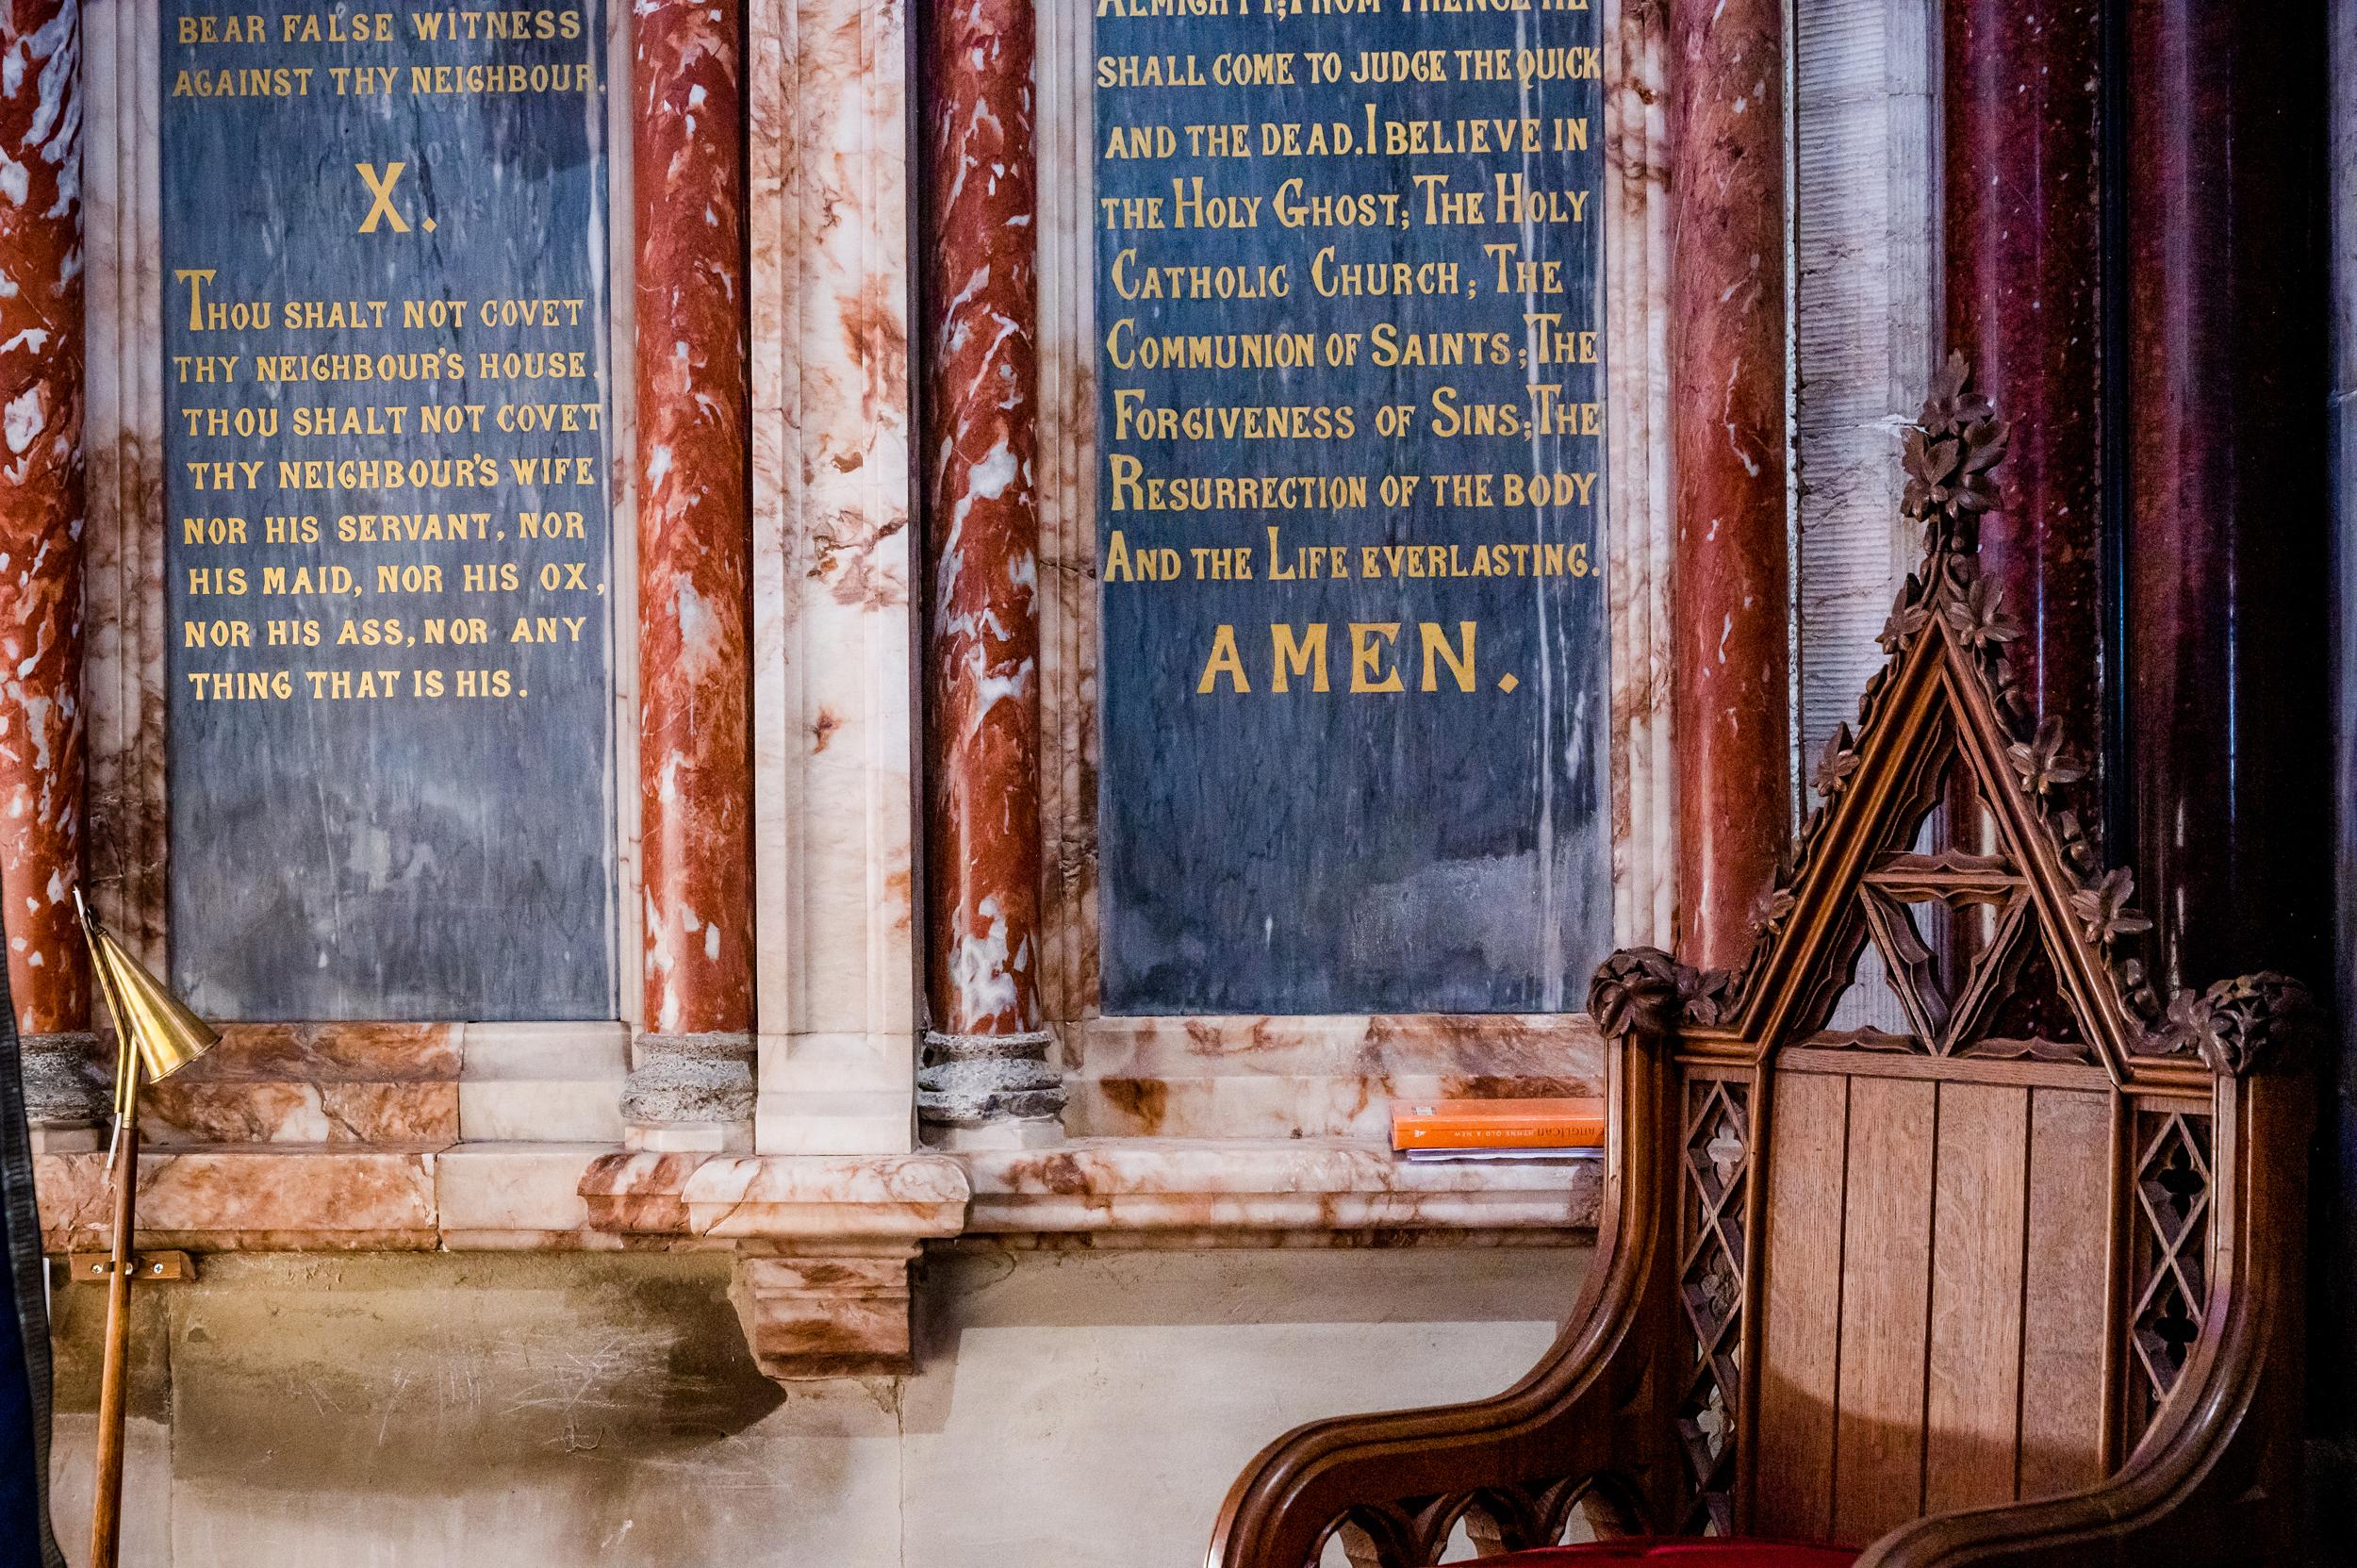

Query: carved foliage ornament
[1592,353,2316,1076]
[1588,948,1739,1043]
[2151,972,2320,1078]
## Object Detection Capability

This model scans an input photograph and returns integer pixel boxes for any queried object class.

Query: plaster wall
[44,1246,1580,1566]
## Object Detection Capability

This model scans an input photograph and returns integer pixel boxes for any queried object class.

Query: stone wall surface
[44,1246,1577,1566]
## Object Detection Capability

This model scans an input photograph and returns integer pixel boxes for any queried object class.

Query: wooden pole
[89,1097,140,1568]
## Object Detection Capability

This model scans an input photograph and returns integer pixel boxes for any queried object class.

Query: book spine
[1393,1125,1604,1150]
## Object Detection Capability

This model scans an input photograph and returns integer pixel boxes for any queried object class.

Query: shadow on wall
[42,1246,1579,1567]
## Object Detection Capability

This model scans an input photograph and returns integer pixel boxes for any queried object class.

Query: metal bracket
[66,1250,196,1283]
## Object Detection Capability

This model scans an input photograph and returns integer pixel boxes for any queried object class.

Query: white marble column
[748,0,919,1154]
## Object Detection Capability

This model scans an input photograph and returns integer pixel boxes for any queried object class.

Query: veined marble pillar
[916,0,1060,1146]
[1668,0,1790,972]
[0,0,90,1047]
[2122,0,2331,995]
[635,0,755,1063]
[1945,0,2103,754]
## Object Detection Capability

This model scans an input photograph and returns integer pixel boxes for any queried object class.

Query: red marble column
[1944,0,2103,751]
[1669,0,1790,972]
[635,0,754,1037]
[917,0,1058,1132]
[0,0,88,1037]
[2122,0,2331,996]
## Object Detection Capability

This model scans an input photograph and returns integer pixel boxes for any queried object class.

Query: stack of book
[1390,1097,1607,1163]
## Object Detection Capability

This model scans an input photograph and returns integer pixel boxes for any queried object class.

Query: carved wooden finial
[1587,351,2316,1079]
[1880,357,2034,734]
[1902,351,2011,561]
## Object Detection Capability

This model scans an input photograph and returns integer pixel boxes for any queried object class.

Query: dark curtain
[0,923,63,1565]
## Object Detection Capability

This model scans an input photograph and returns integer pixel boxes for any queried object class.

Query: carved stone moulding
[731,1248,926,1379]
[580,1149,969,1379]
[573,1141,1601,1377]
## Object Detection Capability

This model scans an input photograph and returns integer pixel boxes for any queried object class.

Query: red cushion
[1485,1541,1856,1566]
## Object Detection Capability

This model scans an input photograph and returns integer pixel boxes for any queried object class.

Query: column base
[916,1028,1064,1145]
[622,1032,754,1153]
[754,1032,919,1153]
[19,1031,105,1129]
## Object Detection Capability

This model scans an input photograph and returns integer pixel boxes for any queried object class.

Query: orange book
[1390,1097,1607,1153]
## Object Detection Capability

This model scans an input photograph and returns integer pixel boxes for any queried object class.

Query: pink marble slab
[128,1022,466,1147]
[139,1080,459,1147]
[579,1150,969,1240]
[37,1147,444,1250]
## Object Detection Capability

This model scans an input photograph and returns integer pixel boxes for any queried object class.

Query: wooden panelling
[1755,1071,1852,1540]
[1923,1081,2030,1513]
[1748,1068,2118,1543]
[1830,1076,1939,1544]
[1780,1046,2113,1092]
[2018,1087,2114,1498]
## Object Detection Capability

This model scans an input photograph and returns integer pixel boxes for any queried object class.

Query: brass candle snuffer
[73,890,218,1568]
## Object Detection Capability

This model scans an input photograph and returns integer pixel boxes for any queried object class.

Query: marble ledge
[33,1138,1598,1382]
[579,1150,970,1241]
[32,1136,1603,1253]
[1073,1012,1606,1081]
[85,1015,1599,1152]
[1056,1015,1607,1143]
[961,1138,1603,1238]
[1065,1073,1602,1142]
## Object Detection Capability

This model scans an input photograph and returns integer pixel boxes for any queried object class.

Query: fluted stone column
[631,0,757,1146]
[0,0,100,1138]
[917,0,1061,1147]
[1669,0,1791,972]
